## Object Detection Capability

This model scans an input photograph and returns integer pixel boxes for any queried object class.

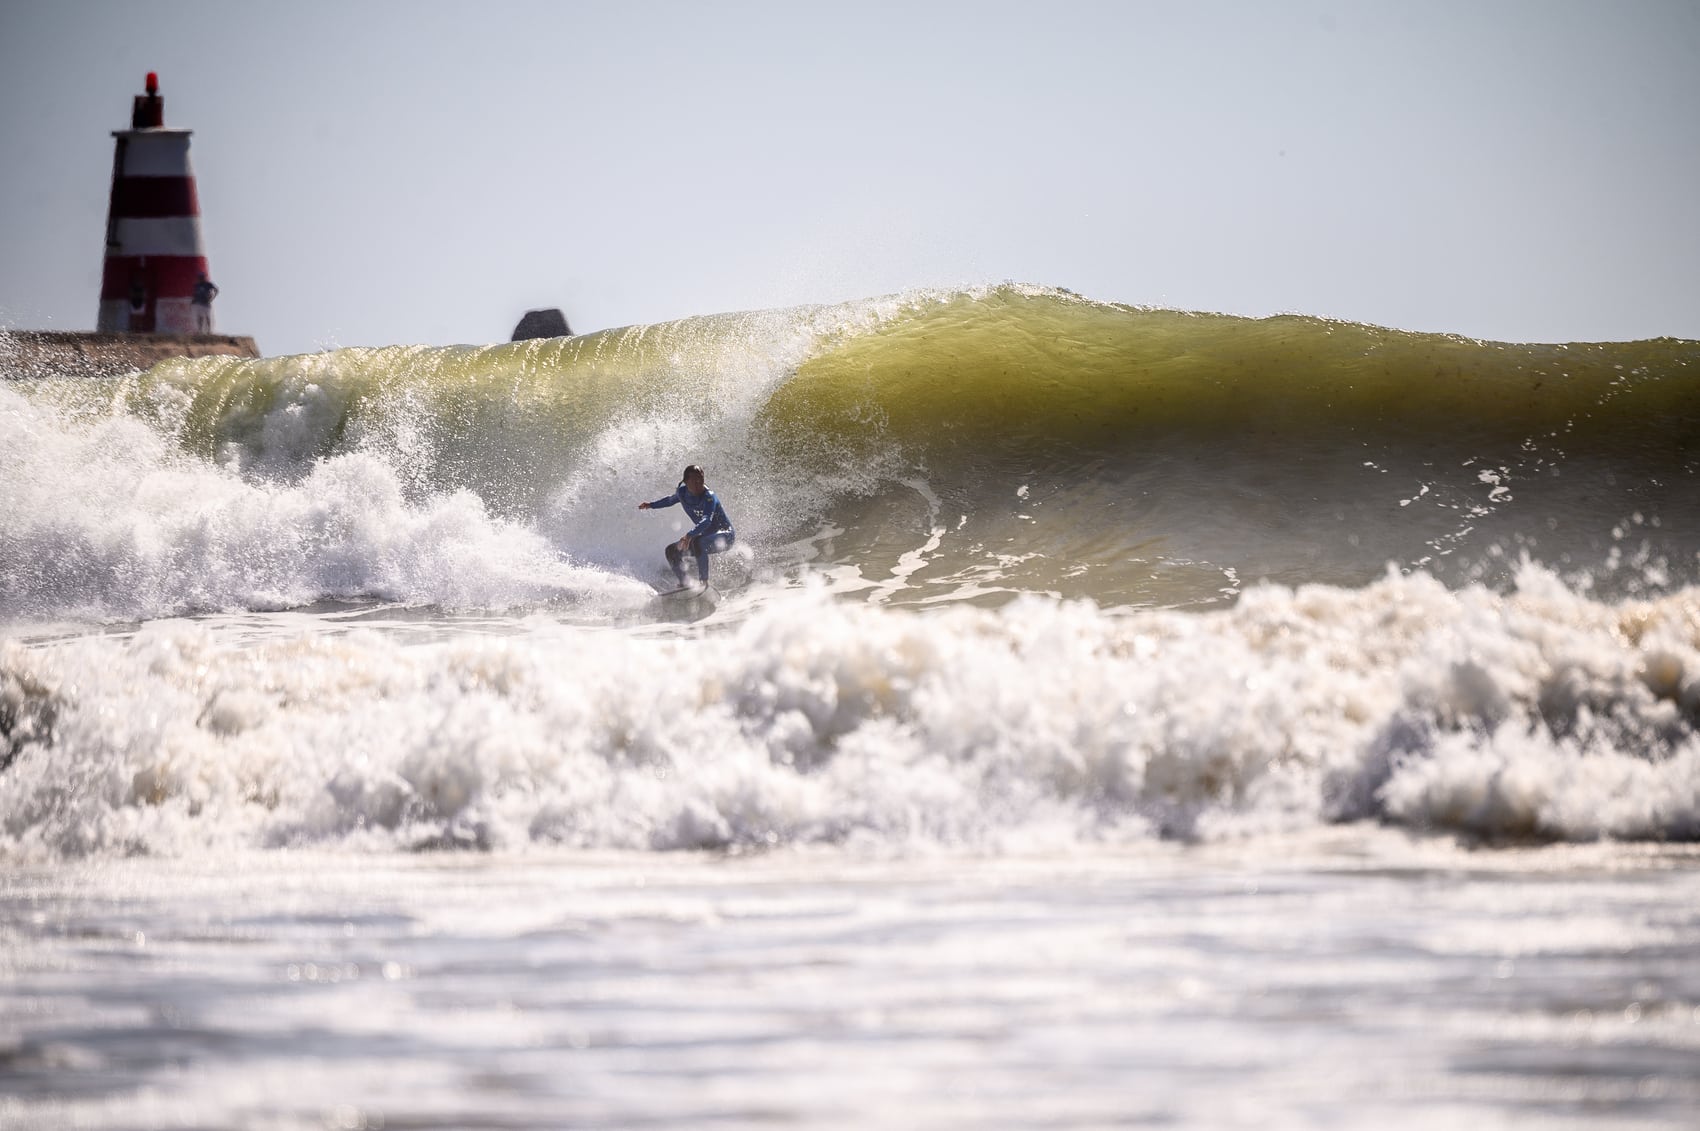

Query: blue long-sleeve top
[648,485,734,540]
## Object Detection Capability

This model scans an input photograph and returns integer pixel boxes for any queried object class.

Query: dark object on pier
[511,309,572,341]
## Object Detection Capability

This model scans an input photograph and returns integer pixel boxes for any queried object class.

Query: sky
[2,0,1697,355]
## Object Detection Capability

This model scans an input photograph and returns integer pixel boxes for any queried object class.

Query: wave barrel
[96,72,212,334]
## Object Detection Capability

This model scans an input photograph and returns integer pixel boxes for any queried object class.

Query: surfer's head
[681,465,706,494]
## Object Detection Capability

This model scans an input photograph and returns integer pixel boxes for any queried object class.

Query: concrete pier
[1,330,260,378]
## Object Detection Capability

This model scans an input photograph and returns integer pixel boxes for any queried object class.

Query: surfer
[638,465,735,589]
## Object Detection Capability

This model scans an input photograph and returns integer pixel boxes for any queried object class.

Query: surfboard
[652,583,717,604]
[645,581,717,622]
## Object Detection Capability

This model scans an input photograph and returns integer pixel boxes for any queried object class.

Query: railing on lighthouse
[96,73,214,335]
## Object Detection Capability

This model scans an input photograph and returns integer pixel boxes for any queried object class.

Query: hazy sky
[3,0,1697,355]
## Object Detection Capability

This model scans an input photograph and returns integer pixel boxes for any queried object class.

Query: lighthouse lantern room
[97,73,214,335]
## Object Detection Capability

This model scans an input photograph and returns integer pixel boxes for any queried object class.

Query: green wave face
[761,288,1700,604]
[775,287,1698,455]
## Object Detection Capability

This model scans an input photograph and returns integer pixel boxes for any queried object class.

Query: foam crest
[3,567,1697,859]
[0,382,627,619]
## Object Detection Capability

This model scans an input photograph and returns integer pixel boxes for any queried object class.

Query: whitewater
[4,286,1699,1128]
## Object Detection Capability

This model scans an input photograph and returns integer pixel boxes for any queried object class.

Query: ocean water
[3,286,1699,1128]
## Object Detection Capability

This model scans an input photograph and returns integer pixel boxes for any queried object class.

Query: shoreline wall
[1,330,260,378]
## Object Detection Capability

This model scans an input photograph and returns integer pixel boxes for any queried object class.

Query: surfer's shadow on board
[629,545,758,624]
[648,542,756,594]
[648,581,718,616]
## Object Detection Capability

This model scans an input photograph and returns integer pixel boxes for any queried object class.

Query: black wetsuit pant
[666,531,734,585]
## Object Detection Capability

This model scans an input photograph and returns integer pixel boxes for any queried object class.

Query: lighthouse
[96,73,213,335]
[7,72,254,376]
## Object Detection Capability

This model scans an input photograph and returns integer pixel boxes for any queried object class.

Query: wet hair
[681,464,705,484]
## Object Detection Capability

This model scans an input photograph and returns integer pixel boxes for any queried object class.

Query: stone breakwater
[1,331,259,378]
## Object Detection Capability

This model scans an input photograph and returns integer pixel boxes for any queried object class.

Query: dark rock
[511,308,572,341]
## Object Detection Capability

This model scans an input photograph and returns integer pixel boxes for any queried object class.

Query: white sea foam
[0,381,641,619]
[4,565,1697,859]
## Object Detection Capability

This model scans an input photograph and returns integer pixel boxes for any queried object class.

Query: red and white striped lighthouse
[96,73,214,335]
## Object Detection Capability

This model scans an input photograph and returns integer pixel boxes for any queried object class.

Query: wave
[2,284,1698,619]
[765,288,1700,602]
[4,287,1699,855]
